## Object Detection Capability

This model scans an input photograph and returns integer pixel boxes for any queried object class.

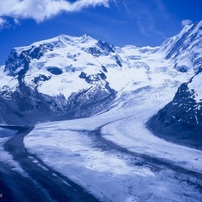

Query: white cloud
[0,17,7,29]
[0,0,111,23]
[13,18,20,25]
[181,19,193,26]
[0,17,21,31]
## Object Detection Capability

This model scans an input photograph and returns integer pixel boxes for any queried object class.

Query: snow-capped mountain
[0,21,202,126]
[160,20,202,73]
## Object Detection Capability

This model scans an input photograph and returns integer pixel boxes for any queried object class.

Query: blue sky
[0,0,201,65]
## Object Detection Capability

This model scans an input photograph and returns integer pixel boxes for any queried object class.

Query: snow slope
[160,21,202,73]
[188,72,202,103]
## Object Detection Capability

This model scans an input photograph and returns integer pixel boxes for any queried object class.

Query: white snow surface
[188,72,202,103]
[0,65,18,92]
[24,81,202,202]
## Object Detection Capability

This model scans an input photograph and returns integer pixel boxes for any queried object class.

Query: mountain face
[0,35,119,124]
[160,21,202,73]
[147,71,202,149]
[0,21,202,131]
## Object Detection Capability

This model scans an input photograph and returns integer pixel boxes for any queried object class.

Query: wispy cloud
[153,0,170,21]
[0,17,7,30]
[119,0,172,41]
[0,17,21,31]
[181,19,193,26]
[0,0,111,23]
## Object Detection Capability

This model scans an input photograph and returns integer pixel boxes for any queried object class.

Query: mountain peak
[159,20,202,73]
[57,33,96,44]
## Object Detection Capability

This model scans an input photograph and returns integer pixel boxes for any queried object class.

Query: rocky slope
[147,71,202,149]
